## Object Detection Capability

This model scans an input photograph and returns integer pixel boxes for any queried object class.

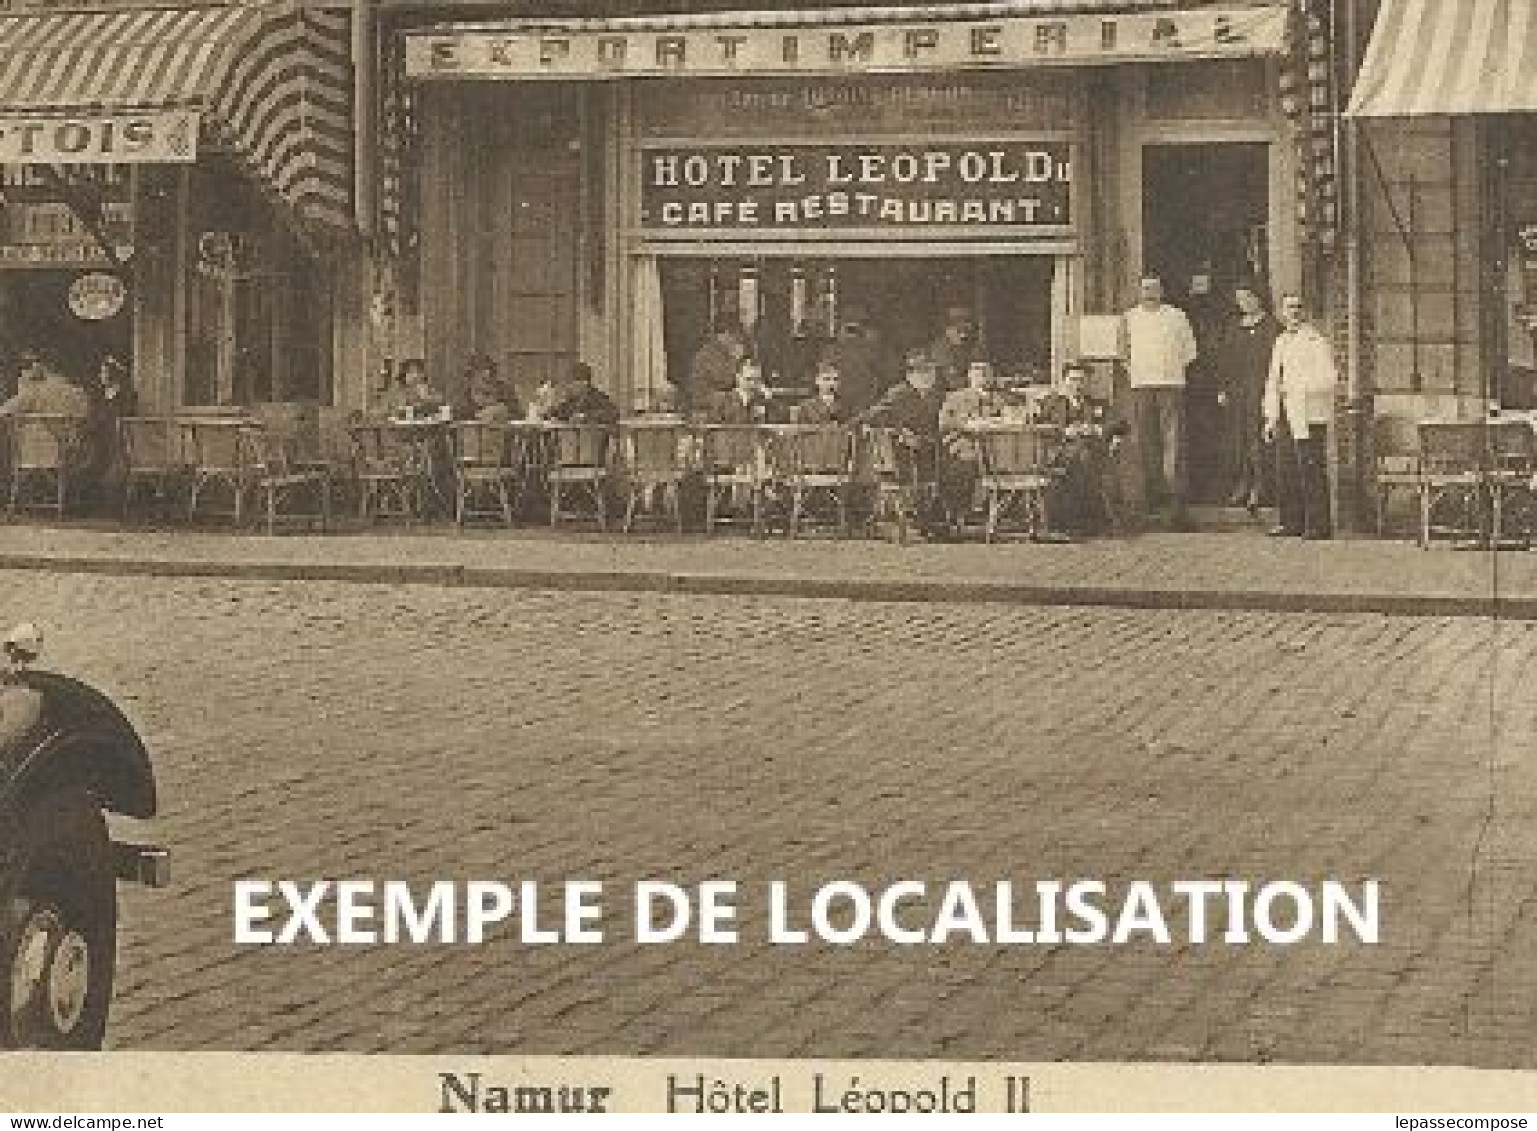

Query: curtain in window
[632,254,668,412]
[1050,254,1079,385]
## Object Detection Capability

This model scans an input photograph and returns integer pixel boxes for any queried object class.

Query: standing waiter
[1123,276,1199,529]
[1263,293,1339,540]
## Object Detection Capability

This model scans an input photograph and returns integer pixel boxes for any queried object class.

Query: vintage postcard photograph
[1,0,1536,1115]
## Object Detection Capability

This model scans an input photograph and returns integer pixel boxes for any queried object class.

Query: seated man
[859,349,947,536]
[937,360,1003,532]
[1040,363,1127,535]
[1,350,90,475]
[547,361,619,426]
[702,360,770,425]
[795,360,850,425]
[384,358,449,422]
[457,355,519,423]
[0,350,89,419]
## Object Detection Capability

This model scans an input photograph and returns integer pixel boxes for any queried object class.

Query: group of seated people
[369,346,1120,539]
[0,348,138,512]
[859,348,1120,540]
[374,355,620,428]
[679,347,1120,539]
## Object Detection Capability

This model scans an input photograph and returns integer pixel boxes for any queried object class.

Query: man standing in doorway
[1123,275,1199,529]
[1263,293,1338,540]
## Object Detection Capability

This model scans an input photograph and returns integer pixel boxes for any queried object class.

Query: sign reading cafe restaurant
[641,143,1072,233]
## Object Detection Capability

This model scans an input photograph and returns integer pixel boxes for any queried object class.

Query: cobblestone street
[5,572,1534,1066]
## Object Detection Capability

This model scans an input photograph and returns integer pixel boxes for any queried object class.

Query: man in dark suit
[861,349,943,435]
[702,360,770,425]
[548,361,619,426]
[795,361,850,425]
[859,348,947,536]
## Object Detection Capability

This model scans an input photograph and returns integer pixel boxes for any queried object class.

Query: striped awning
[1346,0,1537,117]
[0,3,354,231]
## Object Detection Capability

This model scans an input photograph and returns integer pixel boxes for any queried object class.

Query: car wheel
[0,787,117,1050]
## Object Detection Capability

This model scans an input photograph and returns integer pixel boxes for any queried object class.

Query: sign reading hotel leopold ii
[641,143,1071,234]
[0,110,197,164]
[407,5,1288,80]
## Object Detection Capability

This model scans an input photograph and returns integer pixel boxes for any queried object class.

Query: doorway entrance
[1143,142,1271,504]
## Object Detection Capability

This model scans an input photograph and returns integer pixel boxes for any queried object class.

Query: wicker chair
[349,422,420,523]
[546,422,613,529]
[619,419,690,533]
[118,416,184,521]
[452,420,519,527]
[1372,414,1421,536]
[770,426,855,538]
[307,407,359,515]
[1417,421,1488,549]
[975,424,1061,543]
[6,413,84,517]
[1488,418,1537,547]
[698,424,766,535]
[184,418,259,525]
[245,426,331,534]
[860,426,927,543]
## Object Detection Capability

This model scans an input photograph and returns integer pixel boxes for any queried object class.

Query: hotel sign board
[407,6,1289,80]
[0,110,198,164]
[640,142,1072,236]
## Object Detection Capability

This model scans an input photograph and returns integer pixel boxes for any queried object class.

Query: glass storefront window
[183,158,333,407]
[659,255,1059,403]
[1497,119,1537,407]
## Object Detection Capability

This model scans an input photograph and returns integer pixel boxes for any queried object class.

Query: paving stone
[2,573,1530,1065]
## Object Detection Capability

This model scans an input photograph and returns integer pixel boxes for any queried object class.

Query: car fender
[0,670,156,820]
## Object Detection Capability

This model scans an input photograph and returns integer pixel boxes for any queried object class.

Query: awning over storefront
[405,2,1290,80]
[1346,0,1537,117]
[0,3,354,229]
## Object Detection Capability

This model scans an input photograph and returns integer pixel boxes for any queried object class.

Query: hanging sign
[640,142,1072,236]
[0,111,198,164]
[0,200,134,269]
[68,272,127,320]
[407,6,1289,80]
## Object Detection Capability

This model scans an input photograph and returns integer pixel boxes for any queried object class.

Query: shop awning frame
[0,3,354,232]
[1346,0,1537,118]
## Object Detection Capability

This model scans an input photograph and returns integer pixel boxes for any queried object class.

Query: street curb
[0,551,1527,619]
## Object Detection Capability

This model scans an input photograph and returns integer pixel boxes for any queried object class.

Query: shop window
[0,164,133,388]
[1495,119,1537,407]
[183,158,333,407]
[657,255,1059,398]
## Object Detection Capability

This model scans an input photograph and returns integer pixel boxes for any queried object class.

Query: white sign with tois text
[0,110,198,164]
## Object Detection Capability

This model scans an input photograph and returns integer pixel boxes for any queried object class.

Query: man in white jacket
[1263,294,1338,539]
[1123,276,1198,528]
